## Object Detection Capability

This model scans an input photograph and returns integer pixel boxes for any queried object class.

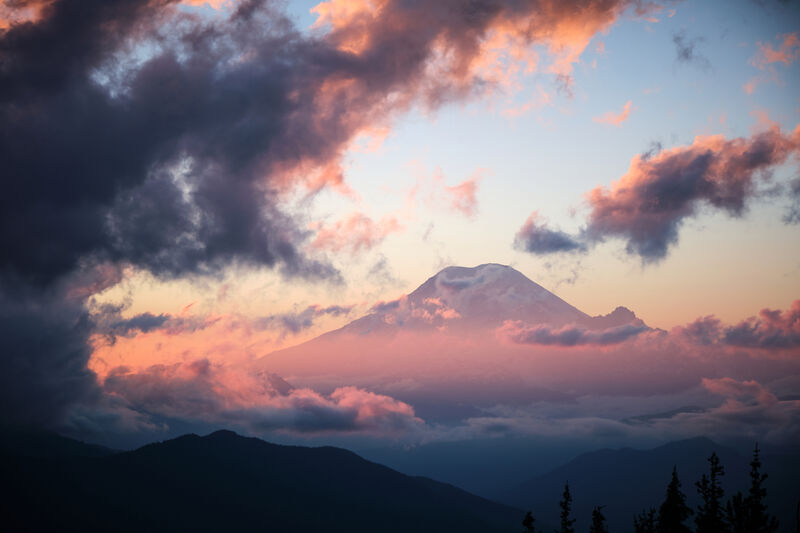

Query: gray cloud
[103,361,423,435]
[255,304,354,338]
[584,126,800,262]
[500,321,649,346]
[784,177,800,224]
[672,29,711,70]
[513,214,586,255]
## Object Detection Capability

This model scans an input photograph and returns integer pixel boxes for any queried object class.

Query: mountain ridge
[0,429,521,532]
[499,436,800,533]
[331,263,644,336]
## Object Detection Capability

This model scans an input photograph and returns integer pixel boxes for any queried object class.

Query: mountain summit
[258,264,646,396]
[338,263,643,335]
[407,263,590,327]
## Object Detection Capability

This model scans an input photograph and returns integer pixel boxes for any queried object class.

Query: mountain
[498,437,800,533]
[0,427,117,458]
[333,263,643,335]
[257,264,647,414]
[0,429,521,532]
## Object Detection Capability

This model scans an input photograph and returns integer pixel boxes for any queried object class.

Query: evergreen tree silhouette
[726,443,779,533]
[745,443,779,533]
[557,482,576,533]
[656,466,692,533]
[522,511,538,533]
[589,506,609,533]
[633,508,656,533]
[726,492,748,533]
[695,452,727,533]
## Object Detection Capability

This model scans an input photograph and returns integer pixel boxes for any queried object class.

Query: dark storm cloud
[0,0,650,286]
[0,283,100,428]
[0,0,340,431]
[0,0,337,285]
[0,0,658,434]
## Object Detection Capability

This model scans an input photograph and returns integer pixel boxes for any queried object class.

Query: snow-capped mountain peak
[404,263,589,328]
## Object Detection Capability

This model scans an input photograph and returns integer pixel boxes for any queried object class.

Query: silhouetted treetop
[634,508,656,533]
[657,466,693,533]
[695,452,726,533]
[558,482,576,533]
[522,510,538,533]
[589,506,609,533]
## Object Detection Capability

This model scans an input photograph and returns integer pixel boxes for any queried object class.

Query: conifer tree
[633,508,656,533]
[695,452,727,533]
[656,466,692,533]
[522,511,538,533]
[745,443,779,533]
[558,482,576,533]
[726,492,748,533]
[589,506,609,533]
[726,443,779,533]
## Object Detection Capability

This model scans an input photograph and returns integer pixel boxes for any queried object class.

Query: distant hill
[500,437,800,533]
[0,429,521,532]
[0,427,117,458]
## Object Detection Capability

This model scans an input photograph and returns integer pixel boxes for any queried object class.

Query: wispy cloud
[309,213,402,254]
[672,29,711,70]
[744,32,800,94]
[593,100,633,126]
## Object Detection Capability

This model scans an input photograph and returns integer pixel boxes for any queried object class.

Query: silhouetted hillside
[0,427,117,458]
[1,430,520,532]
[501,437,800,533]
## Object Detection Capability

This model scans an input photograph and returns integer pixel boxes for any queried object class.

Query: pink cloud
[309,212,402,254]
[498,320,648,347]
[409,166,482,218]
[517,123,800,261]
[443,172,481,218]
[722,300,800,350]
[673,300,800,353]
[0,0,53,29]
[584,124,800,261]
[102,360,423,435]
[501,86,553,117]
[675,315,722,346]
[752,32,800,68]
[702,377,778,407]
[744,32,800,94]
[593,100,633,126]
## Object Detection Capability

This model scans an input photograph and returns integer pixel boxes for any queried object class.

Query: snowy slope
[336,263,642,335]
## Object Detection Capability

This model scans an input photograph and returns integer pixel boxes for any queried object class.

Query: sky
[1,0,799,452]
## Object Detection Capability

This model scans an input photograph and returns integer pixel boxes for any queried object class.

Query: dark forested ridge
[504,437,800,533]
[2,431,798,533]
[0,429,520,532]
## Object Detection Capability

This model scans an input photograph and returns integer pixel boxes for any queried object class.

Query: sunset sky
[100,0,800,330]
[1,0,799,450]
